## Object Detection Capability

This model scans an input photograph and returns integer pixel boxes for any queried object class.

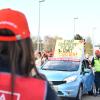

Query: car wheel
[76,85,83,100]
[88,82,96,95]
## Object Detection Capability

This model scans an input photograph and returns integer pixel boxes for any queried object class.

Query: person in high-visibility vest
[0,8,59,100]
[91,50,100,95]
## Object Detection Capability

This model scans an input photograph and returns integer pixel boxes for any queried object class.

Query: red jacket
[0,73,47,100]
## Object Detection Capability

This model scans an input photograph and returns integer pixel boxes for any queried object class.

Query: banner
[54,40,84,58]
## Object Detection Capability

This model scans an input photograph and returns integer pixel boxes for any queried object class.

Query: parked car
[39,57,95,100]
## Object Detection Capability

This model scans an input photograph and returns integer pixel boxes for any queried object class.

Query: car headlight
[64,76,77,83]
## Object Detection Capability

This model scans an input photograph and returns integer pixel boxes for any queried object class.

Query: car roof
[48,57,80,62]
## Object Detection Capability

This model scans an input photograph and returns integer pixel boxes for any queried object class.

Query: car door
[81,60,93,93]
[84,59,94,91]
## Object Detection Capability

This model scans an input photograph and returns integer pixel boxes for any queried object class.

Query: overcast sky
[0,0,100,44]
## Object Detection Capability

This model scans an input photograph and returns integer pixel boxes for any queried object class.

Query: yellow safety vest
[94,58,100,72]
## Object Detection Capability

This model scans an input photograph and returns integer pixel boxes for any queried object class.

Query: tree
[84,37,93,55]
[74,34,83,40]
[31,36,37,50]
[43,36,63,51]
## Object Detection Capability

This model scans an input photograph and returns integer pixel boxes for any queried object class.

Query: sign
[0,90,20,100]
[54,40,84,58]
[0,94,5,100]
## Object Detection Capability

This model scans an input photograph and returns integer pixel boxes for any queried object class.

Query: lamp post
[37,0,45,51]
[73,17,78,36]
[92,27,96,56]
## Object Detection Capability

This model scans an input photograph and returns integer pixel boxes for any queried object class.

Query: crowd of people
[34,50,54,67]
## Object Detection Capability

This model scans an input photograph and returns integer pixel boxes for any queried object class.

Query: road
[61,95,100,100]
[83,94,100,100]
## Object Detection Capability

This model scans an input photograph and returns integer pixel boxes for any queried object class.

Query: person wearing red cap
[91,50,100,95]
[0,8,59,100]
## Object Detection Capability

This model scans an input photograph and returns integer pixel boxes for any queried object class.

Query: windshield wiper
[55,69,68,71]
[42,68,48,70]
[42,68,54,70]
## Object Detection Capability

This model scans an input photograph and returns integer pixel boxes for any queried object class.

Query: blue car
[39,58,95,100]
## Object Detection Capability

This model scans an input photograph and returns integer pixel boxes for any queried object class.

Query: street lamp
[73,17,78,36]
[37,0,45,51]
[92,27,96,56]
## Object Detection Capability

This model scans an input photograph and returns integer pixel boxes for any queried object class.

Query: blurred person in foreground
[0,8,59,100]
[91,50,100,95]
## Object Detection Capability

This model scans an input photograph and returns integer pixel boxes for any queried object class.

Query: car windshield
[42,60,80,71]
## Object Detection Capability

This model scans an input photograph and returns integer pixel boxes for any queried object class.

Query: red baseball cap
[0,8,30,41]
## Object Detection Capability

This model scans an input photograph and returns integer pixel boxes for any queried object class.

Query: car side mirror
[84,68,91,73]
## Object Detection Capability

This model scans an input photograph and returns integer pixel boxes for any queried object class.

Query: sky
[0,0,100,44]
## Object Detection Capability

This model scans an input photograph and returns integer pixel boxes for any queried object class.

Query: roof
[48,57,80,62]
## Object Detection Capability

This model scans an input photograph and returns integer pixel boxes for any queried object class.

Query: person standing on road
[0,8,59,100]
[42,53,48,65]
[91,50,100,95]
[35,51,42,67]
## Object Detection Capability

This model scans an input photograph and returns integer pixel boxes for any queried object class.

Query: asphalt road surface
[61,94,100,100]
[82,94,100,100]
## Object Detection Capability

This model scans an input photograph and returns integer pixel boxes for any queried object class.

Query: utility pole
[37,0,45,51]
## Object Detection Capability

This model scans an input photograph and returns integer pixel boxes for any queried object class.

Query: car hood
[39,70,78,81]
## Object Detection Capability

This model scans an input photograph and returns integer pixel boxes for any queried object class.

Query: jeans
[95,72,100,92]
